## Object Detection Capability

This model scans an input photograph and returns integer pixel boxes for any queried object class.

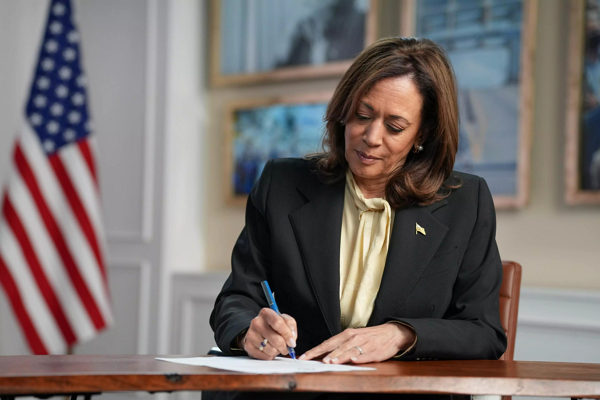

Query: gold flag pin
[416,223,426,236]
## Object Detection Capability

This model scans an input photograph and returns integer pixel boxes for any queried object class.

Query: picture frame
[400,0,537,209]
[565,0,600,204]
[224,92,332,205]
[210,0,378,87]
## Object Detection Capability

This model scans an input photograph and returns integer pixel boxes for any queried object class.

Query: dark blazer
[210,157,506,368]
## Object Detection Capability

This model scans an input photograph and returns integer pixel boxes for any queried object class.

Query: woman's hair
[314,37,461,209]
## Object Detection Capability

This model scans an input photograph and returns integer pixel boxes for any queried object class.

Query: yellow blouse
[339,170,395,330]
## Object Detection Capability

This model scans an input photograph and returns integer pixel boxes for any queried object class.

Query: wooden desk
[0,355,599,399]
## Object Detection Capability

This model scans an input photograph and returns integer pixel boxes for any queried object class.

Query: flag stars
[52,3,66,16]
[50,103,64,117]
[64,129,76,141]
[68,111,81,124]
[67,30,79,44]
[41,58,54,72]
[71,92,84,106]
[58,66,72,80]
[37,77,50,90]
[30,113,43,126]
[46,121,60,134]
[49,21,63,35]
[76,75,86,88]
[45,40,59,53]
[33,95,47,108]
[56,85,69,98]
[63,48,76,62]
[43,139,56,153]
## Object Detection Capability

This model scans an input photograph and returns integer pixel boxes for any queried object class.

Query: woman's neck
[352,173,386,199]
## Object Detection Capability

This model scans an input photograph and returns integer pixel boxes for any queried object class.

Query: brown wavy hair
[313,37,461,209]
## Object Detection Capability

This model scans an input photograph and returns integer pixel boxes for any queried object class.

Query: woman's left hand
[299,322,416,364]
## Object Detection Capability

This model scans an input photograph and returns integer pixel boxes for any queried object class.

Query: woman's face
[344,76,423,187]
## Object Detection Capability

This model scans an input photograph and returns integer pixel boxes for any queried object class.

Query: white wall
[0,0,176,372]
[202,0,600,291]
[0,0,52,357]
[162,0,208,273]
[0,1,47,181]
[0,0,598,366]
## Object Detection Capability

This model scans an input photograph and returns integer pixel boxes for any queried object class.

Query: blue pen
[261,280,296,360]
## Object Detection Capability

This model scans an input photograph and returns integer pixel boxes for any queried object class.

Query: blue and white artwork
[220,0,370,76]
[231,102,326,195]
[416,0,524,196]
[582,0,600,190]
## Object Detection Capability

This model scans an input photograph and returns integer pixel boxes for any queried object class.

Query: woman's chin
[349,163,383,180]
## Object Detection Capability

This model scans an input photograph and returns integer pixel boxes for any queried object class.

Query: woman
[209,37,506,398]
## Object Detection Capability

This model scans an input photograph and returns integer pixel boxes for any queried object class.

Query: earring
[413,144,424,153]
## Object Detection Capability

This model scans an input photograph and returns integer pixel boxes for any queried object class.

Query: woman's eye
[356,114,370,121]
[387,125,404,133]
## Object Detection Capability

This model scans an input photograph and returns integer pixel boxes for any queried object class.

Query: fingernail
[332,358,338,363]
[351,357,357,362]
[292,330,297,339]
[289,338,296,347]
[299,354,306,360]
[323,357,330,363]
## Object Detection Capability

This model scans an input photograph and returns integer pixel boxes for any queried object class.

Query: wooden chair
[499,261,522,362]
[469,261,522,400]
[498,261,523,400]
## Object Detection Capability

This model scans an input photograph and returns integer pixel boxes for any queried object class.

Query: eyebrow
[360,101,411,125]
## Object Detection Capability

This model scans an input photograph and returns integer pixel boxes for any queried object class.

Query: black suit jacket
[210,158,507,362]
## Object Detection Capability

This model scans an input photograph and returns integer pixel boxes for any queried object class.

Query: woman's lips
[356,150,380,164]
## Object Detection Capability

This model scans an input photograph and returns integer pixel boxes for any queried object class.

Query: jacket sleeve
[392,177,507,360]
[209,160,274,355]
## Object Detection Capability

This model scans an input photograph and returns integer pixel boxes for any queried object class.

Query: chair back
[499,261,522,361]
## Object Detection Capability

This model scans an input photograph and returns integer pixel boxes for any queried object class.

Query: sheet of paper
[156,356,376,374]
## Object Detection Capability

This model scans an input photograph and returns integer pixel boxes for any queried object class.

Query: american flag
[0,0,113,354]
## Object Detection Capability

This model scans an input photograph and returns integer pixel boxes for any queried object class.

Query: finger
[245,331,277,360]
[300,330,354,360]
[261,341,280,357]
[281,314,298,340]
[261,325,289,356]
[330,343,367,365]
[244,334,273,360]
[350,351,377,365]
[260,308,296,348]
[324,335,365,364]
[252,315,289,355]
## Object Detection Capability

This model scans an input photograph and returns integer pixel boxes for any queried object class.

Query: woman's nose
[363,120,384,146]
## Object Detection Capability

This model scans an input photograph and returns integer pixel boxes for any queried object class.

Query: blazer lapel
[288,178,345,337]
[368,200,449,325]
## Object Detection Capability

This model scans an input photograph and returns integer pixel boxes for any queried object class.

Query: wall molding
[105,0,158,244]
[169,276,600,354]
[170,273,227,355]
[517,287,600,333]
[110,259,152,355]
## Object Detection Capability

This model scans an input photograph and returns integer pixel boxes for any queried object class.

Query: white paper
[156,356,376,374]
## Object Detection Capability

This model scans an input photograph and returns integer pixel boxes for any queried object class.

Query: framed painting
[210,0,378,87]
[400,0,537,209]
[565,0,600,204]
[224,92,332,205]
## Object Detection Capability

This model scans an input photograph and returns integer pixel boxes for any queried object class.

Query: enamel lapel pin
[416,222,426,236]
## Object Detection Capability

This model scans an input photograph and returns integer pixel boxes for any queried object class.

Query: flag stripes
[2,195,77,345]
[0,255,47,354]
[0,0,112,354]
[6,165,96,342]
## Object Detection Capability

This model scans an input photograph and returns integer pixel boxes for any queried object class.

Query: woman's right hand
[242,308,297,360]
